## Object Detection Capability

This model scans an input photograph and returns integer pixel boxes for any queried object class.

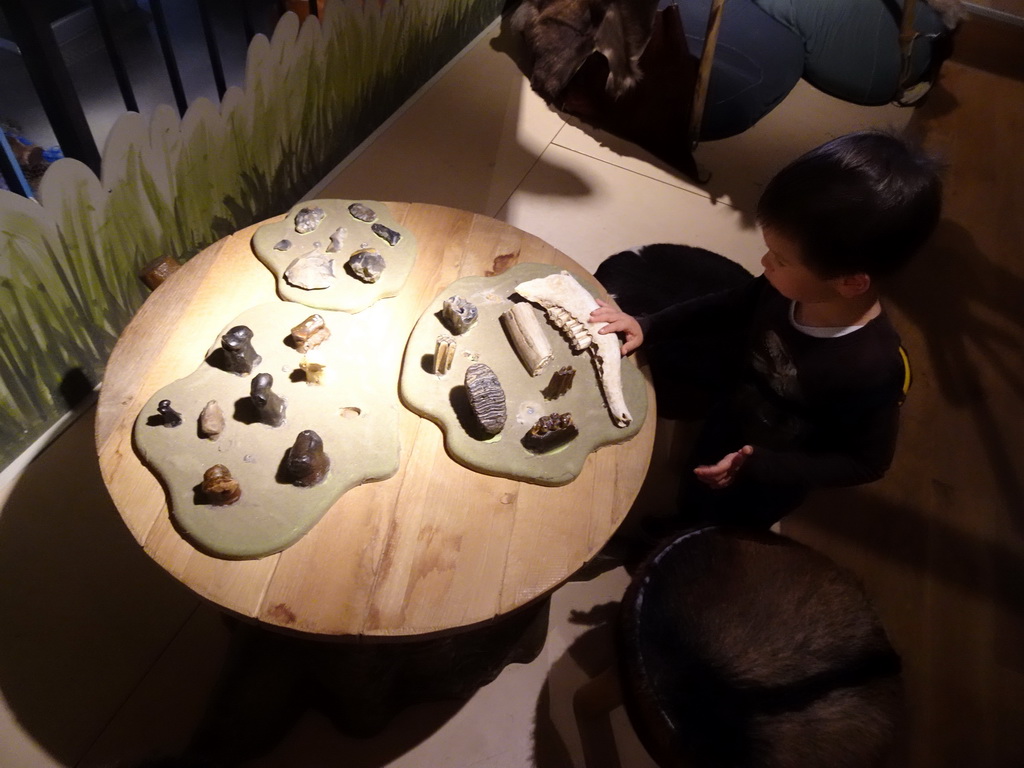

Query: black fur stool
[575,526,903,768]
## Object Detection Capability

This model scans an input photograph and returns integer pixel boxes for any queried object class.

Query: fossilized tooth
[348,202,377,222]
[202,464,241,505]
[284,248,335,290]
[521,412,578,453]
[464,362,506,436]
[286,429,330,487]
[434,334,456,376]
[290,313,331,353]
[442,295,478,335]
[294,206,325,234]
[515,271,632,427]
[157,399,182,427]
[501,302,553,376]
[544,366,576,399]
[299,354,326,385]
[346,248,386,283]
[199,400,225,439]
[371,222,402,246]
[325,226,347,253]
[250,372,286,427]
[221,325,261,375]
[273,239,292,251]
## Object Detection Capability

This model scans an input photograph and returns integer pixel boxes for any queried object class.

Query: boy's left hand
[694,445,753,489]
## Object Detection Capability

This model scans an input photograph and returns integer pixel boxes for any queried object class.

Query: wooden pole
[689,0,726,149]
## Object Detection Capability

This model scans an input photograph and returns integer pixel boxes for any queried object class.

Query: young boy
[591,130,942,528]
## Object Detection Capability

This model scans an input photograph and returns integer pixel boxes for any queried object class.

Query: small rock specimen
[371,222,402,246]
[544,366,576,399]
[294,206,326,234]
[221,325,261,375]
[434,335,456,375]
[284,248,335,290]
[250,373,286,427]
[348,202,377,222]
[326,227,347,253]
[299,355,326,385]
[273,239,292,251]
[202,464,241,505]
[286,429,330,487]
[442,295,478,335]
[157,399,182,427]
[290,313,331,353]
[501,302,553,376]
[465,362,506,436]
[346,248,386,283]
[199,400,225,439]
[521,413,578,453]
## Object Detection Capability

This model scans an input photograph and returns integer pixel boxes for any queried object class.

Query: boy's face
[760,226,843,303]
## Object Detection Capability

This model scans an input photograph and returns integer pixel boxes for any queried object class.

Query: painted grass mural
[0,0,503,473]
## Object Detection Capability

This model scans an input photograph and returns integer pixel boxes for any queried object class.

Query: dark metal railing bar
[89,0,140,112]
[2,0,102,175]
[0,136,35,198]
[197,0,228,100]
[240,0,257,43]
[149,0,189,117]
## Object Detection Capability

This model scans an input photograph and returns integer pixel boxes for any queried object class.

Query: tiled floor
[1,17,950,768]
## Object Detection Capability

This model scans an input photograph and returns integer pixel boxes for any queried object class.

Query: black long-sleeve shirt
[640,276,905,490]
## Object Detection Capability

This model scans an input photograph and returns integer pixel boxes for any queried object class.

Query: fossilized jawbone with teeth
[514,271,632,427]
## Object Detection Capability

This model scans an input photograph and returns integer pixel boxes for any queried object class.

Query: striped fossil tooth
[464,362,507,436]
[434,334,457,375]
[544,366,576,399]
[521,412,578,453]
[442,295,478,334]
[514,271,632,427]
[501,302,553,376]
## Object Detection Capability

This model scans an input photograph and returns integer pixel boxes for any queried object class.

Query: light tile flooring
[1,19,923,768]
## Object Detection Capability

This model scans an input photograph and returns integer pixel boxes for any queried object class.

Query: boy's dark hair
[756,130,942,279]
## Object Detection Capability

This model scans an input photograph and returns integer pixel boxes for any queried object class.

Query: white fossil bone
[514,271,632,427]
[501,302,554,376]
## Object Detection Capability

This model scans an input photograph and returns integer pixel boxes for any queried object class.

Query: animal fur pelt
[505,0,660,101]
[557,6,701,180]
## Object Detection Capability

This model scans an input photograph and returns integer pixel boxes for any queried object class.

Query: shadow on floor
[532,600,661,768]
[885,218,1024,530]
[0,408,201,765]
[792,485,1024,621]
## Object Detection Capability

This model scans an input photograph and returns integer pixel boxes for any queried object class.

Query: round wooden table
[95,202,656,639]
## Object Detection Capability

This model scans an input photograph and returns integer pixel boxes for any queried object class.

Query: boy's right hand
[590,299,643,355]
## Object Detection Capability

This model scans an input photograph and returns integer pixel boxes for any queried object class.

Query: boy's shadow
[884,219,1024,529]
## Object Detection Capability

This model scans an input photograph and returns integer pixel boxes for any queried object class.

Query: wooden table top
[95,202,656,638]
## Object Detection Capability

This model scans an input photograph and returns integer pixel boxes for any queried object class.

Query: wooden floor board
[782,42,1024,768]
